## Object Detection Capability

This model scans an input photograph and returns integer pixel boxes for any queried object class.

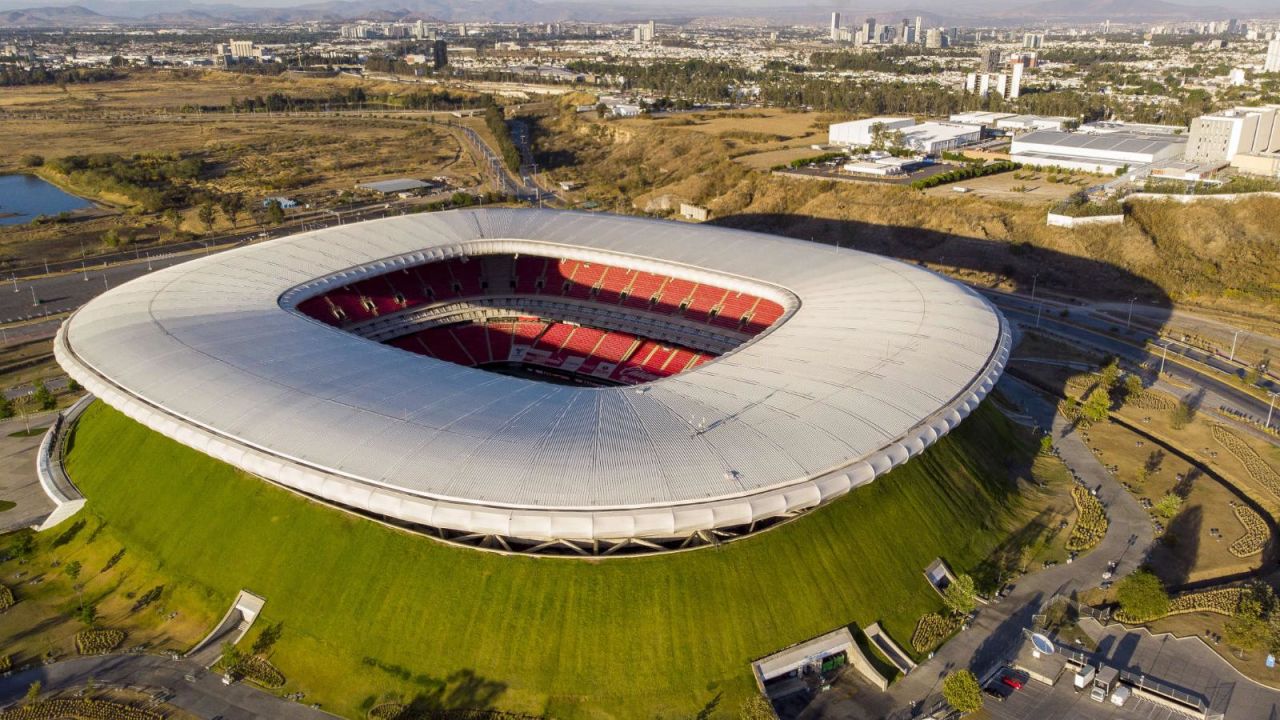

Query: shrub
[0,584,13,611]
[1153,494,1183,520]
[19,154,43,167]
[1066,485,1108,552]
[910,160,1018,190]
[1213,424,1280,499]
[942,669,983,713]
[236,655,285,688]
[1116,571,1169,623]
[1229,505,1268,557]
[0,698,162,719]
[911,613,961,653]
[75,629,125,655]
[942,573,977,615]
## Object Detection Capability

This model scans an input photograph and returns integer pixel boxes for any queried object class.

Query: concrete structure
[828,117,915,147]
[864,623,916,675]
[1185,105,1280,164]
[980,47,1001,73]
[1011,130,1187,173]
[33,393,93,531]
[1267,33,1280,73]
[949,111,1017,129]
[1008,62,1024,99]
[830,12,840,42]
[54,209,1009,553]
[678,203,709,221]
[900,122,981,154]
[1079,120,1185,136]
[1024,32,1044,49]
[996,115,1072,133]
[924,28,944,49]
[752,627,888,694]
[633,20,655,43]
[357,178,432,195]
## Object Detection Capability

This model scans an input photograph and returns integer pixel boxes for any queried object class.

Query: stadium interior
[294,252,786,386]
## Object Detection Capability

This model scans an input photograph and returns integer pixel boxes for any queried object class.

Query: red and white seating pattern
[298,253,785,336]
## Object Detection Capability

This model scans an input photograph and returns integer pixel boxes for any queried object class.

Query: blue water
[0,174,93,225]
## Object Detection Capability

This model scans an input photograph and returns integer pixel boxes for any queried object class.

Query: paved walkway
[802,376,1155,719]
[0,412,57,532]
[0,654,336,720]
[1080,617,1280,718]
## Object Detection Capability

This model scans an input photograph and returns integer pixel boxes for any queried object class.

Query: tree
[221,641,244,670]
[1170,397,1195,430]
[1126,371,1146,399]
[32,380,54,411]
[162,207,182,233]
[77,602,97,628]
[197,202,217,233]
[1099,359,1120,391]
[265,199,285,225]
[1082,387,1111,423]
[219,194,245,228]
[1153,494,1182,520]
[64,559,81,583]
[0,394,12,420]
[942,669,983,714]
[943,573,978,616]
[1226,588,1268,657]
[1116,570,1169,621]
[24,681,40,703]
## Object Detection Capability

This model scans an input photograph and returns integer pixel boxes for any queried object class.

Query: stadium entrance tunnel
[284,248,793,387]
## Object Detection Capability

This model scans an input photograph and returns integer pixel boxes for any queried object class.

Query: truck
[1091,665,1119,702]
[1073,664,1096,691]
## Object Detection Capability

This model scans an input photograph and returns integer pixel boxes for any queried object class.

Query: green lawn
[63,401,1034,719]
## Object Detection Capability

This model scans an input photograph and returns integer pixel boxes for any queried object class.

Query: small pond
[0,174,93,225]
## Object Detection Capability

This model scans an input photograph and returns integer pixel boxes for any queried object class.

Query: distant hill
[998,0,1229,21]
[0,4,114,25]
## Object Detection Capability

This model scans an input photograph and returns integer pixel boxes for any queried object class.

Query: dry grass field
[0,72,486,268]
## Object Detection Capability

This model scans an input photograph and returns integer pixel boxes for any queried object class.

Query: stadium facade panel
[55,209,1010,554]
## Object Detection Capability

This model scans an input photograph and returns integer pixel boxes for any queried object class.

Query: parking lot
[982,675,1195,720]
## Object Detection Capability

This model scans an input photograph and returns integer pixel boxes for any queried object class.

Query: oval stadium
[53,208,1010,555]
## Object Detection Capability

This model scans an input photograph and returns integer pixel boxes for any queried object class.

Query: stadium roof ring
[55,209,1011,556]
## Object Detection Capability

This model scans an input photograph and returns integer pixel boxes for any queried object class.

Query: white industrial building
[1185,106,1280,165]
[996,115,1073,133]
[828,117,916,147]
[829,118,978,153]
[1010,130,1188,173]
[900,122,981,153]
[949,111,1017,128]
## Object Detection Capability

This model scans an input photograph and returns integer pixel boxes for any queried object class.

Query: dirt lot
[924,167,1102,205]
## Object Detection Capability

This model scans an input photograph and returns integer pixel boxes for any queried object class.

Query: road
[988,293,1280,437]
[803,375,1155,719]
[0,654,336,719]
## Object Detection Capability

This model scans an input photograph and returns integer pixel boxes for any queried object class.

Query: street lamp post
[1229,330,1241,363]
[1031,271,1039,301]
[1126,296,1137,330]
[1268,393,1277,431]
[1160,342,1169,376]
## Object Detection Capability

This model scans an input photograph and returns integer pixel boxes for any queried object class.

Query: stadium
[53,208,1010,555]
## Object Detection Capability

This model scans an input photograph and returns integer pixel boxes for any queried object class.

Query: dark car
[984,683,1013,702]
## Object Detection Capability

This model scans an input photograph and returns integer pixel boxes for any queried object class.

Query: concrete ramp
[186,590,266,667]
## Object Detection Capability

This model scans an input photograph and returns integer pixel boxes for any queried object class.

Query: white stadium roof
[56,209,1010,551]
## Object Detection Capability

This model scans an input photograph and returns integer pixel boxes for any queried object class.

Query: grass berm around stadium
[62,400,1034,718]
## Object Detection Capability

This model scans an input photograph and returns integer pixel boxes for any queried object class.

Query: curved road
[0,654,335,719]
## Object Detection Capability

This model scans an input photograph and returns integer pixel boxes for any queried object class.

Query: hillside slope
[65,400,1034,718]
